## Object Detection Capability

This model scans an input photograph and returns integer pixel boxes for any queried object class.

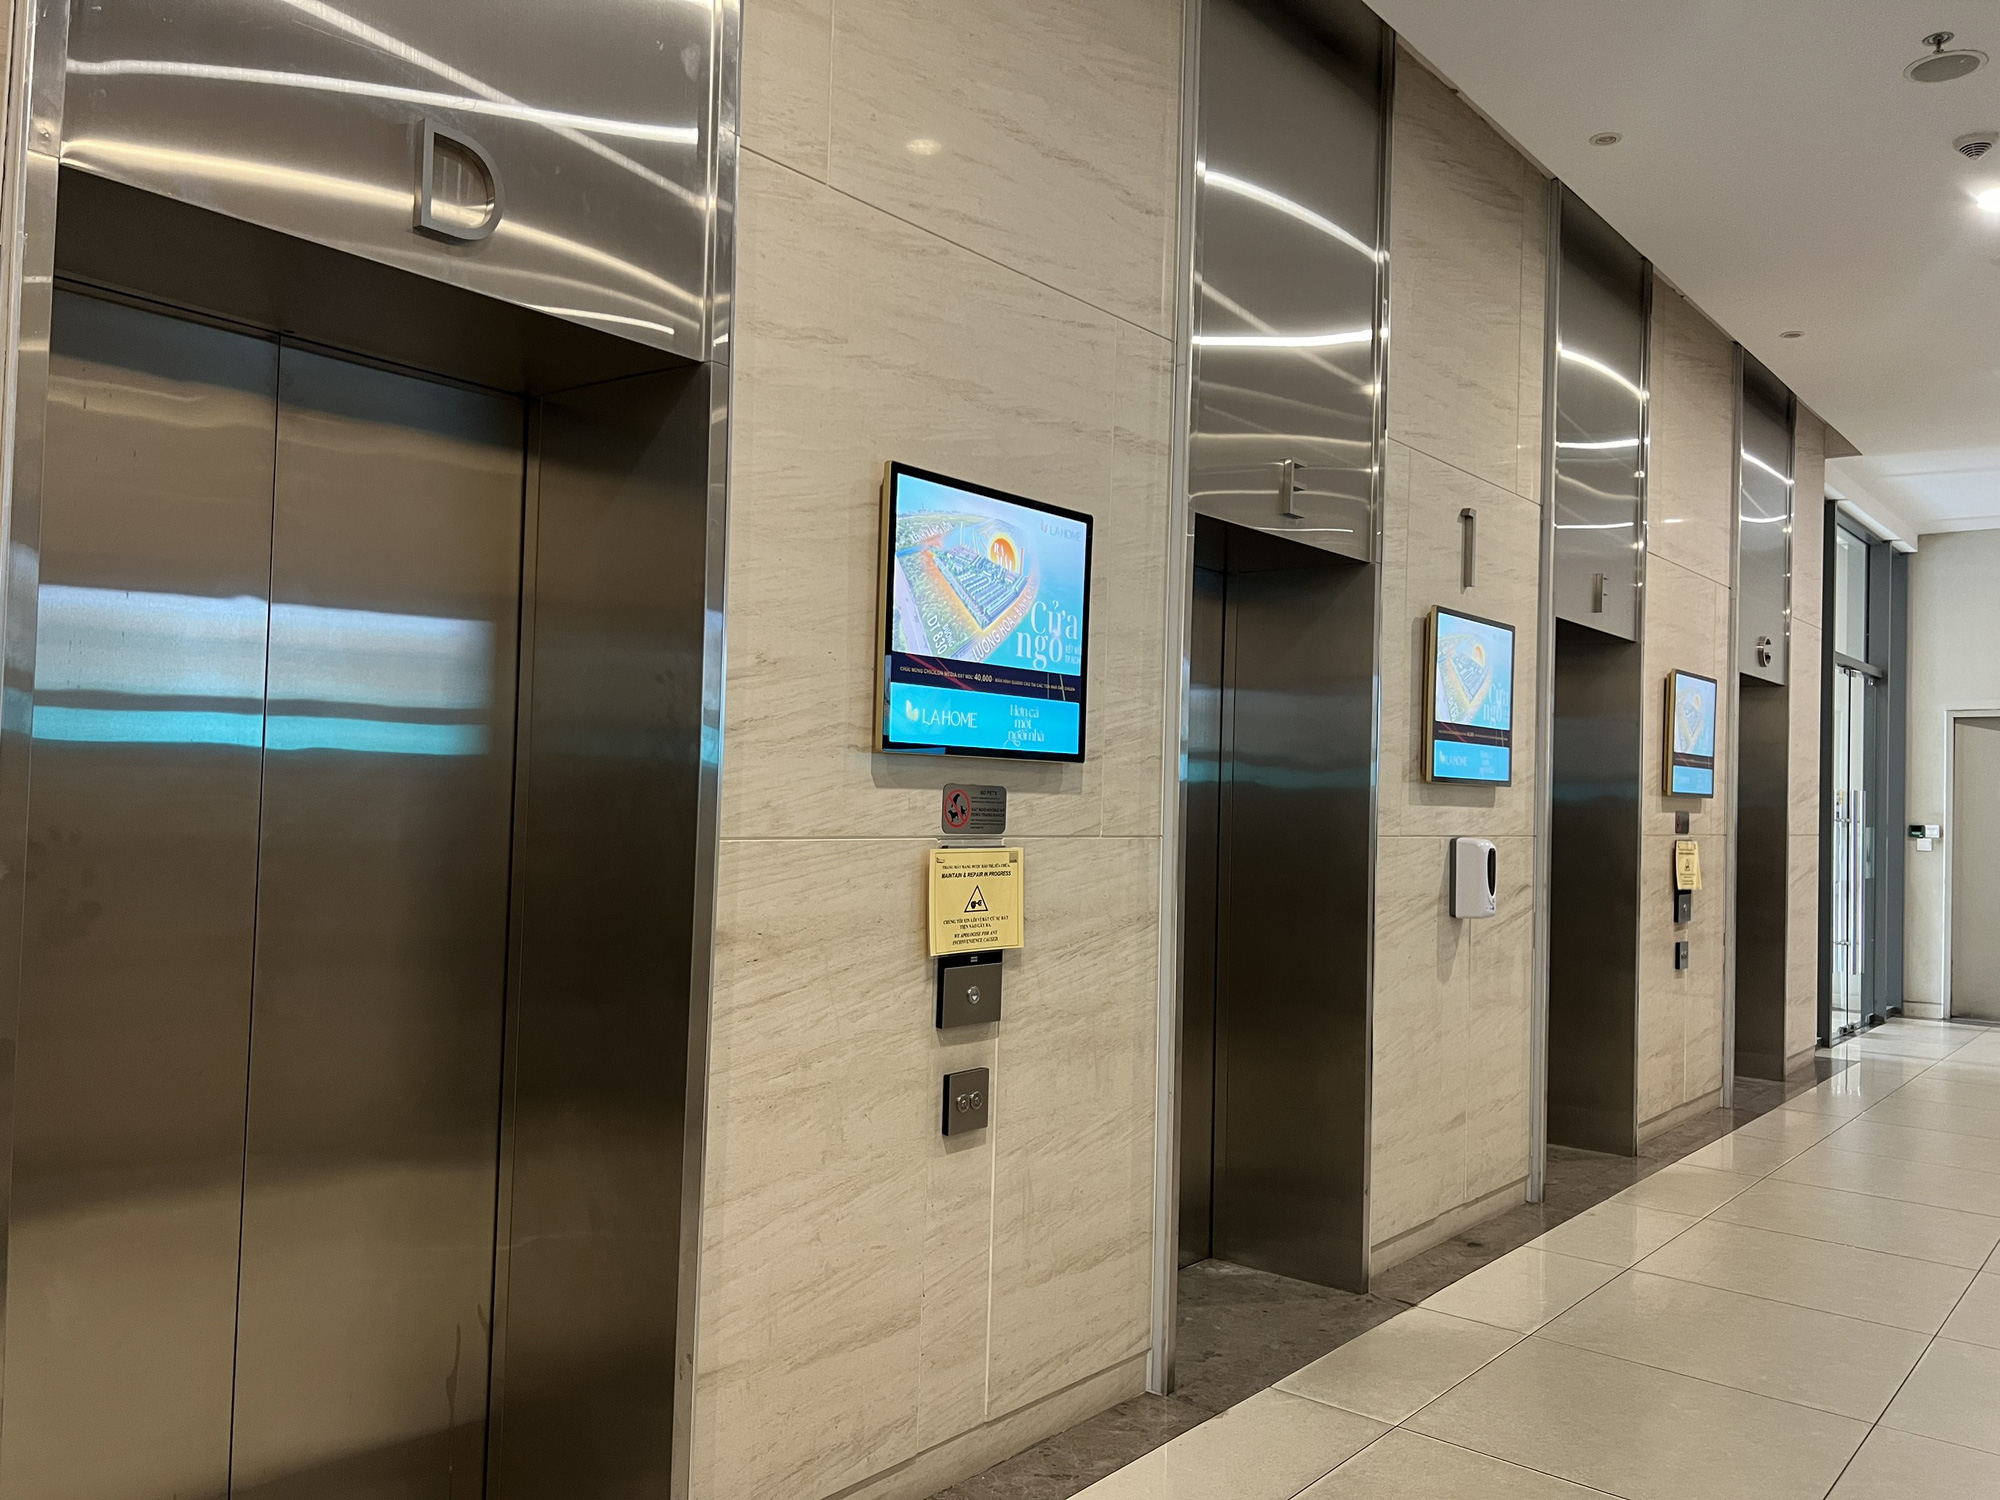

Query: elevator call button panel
[943,1067,990,1136]
[937,950,1003,1028]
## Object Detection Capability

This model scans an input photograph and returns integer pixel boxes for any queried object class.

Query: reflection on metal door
[1829,666,1873,1038]
[1,289,523,1500]
[1952,717,2000,1021]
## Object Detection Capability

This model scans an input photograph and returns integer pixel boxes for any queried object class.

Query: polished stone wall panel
[1647,286,1735,589]
[1371,50,1547,1264]
[742,0,833,180]
[828,0,1181,334]
[1793,414,1826,631]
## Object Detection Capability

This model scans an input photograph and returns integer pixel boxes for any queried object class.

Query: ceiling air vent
[1959,132,2000,159]
[1908,31,1988,83]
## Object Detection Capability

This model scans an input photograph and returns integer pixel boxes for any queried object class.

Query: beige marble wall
[1788,415,1827,1062]
[703,5,1180,1496]
[1635,288,1737,1133]
[1370,54,1546,1264]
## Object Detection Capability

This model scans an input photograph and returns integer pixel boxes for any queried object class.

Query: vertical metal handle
[1592,573,1606,613]
[1460,507,1477,590]
[1279,459,1304,520]
[1851,787,1866,976]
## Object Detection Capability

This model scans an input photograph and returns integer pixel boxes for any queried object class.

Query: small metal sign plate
[941,783,1007,837]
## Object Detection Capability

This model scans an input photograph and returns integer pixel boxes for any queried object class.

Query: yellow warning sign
[928,846,1025,956]
[1674,839,1703,893]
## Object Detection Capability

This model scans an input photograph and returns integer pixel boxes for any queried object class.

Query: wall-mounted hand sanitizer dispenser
[1451,837,1498,919]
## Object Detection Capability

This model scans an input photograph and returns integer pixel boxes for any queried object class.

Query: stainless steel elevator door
[3,288,526,1500]
[1,291,278,1500]
[229,352,523,1496]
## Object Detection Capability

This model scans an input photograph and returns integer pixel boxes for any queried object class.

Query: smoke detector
[1958,131,1999,159]
[1908,32,1988,83]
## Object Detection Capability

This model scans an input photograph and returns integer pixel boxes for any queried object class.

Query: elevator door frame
[0,96,733,1500]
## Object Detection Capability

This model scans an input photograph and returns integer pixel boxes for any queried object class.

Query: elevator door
[2,290,523,1500]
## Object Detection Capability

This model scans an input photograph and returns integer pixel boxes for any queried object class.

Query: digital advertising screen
[878,463,1092,762]
[1426,606,1516,785]
[1666,668,1718,798]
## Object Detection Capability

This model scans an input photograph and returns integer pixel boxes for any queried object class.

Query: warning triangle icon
[963,886,989,914]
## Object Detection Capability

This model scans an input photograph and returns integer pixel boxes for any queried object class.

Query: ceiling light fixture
[1907,31,1988,83]
[1978,187,2000,212]
[1958,131,2000,159]
[1589,131,1622,146]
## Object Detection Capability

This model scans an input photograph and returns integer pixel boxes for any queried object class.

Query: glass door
[1829,664,1874,1038]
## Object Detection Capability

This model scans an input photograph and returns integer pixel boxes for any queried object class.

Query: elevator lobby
[0,3,1992,1500]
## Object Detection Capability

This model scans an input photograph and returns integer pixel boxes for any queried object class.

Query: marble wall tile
[1684,833,1730,1101]
[1647,286,1736,590]
[742,0,833,180]
[1793,414,1827,630]
[1462,833,1537,1196]
[1791,621,1823,839]
[987,838,1160,1416]
[1371,835,1473,1244]
[1637,829,1729,1125]
[1515,166,1549,505]
[827,0,1180,334]
[1379,449,1542,839]
[697,837,995,1499]
[1641,555,1729,843]
[1388,54,1530,494]
[1099,325,1175,838]
[1788,833,1822,1060]
[725,152,1129,841]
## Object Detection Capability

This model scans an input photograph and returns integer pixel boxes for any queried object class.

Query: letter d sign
[416,118,504,243]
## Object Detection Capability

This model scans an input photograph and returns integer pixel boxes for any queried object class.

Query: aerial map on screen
[1670,670,1718,796]
[1430,609,1514,783]
[882,469,1090,759]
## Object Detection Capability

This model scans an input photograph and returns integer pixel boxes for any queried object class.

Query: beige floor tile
[1821,1116,2000,1175]
[1828,1426,2000,1499]
[1882,1338,2000,1456]
[1678,1131,1807,1176]
[1781,1087,1881,1120]
[1920,1058,2000,1089]
[1734,1108,1849,1148]
[1072,1388,1387,1500]
[1418,1247,1621,1334]
[1777,1143,2000,1218]
[1895,1074,2000,1114]
[1299,1428,1610,1499]
[1939,1273,2000,1348]
[1406,1337,1867,1500]
[1528,1201,1698,1268]
[1862,1095,2000,1141]
[1614,1162,1760,1216]
[1712,1178,2000,1269]
[1537,1270,1928,1420]
[1278,1308,1518,1424]
[1637,1218,1974,1334]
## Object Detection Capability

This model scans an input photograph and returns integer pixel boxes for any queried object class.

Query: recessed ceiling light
[1978,187,2000,212]
[906,138,942,156]
[1589,132,1622,146]
[1908,31,1988,83]
[1780,330,1804,339]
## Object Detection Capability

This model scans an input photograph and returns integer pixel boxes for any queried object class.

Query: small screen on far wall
[1429,607,1515,784]
[879,464,1092,762]
[1669,670,1718,797]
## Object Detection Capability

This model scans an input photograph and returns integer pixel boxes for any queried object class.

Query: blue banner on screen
[1669,670,1718,797]
[881,467,1091,761]
[1429,608,1515,785]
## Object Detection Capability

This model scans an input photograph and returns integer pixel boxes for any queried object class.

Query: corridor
[1077,1019,2000,1499]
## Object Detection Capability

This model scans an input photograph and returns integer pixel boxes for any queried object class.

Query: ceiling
[1365,0,2000,544]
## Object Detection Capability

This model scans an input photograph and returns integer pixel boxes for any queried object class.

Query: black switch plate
[937,950,1003,1028]
[1674,940,1690,971]
[1674,889,1692,925]
[942,1067,990,1136]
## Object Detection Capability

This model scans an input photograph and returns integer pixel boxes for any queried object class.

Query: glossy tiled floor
[1069,1019,2000,1499]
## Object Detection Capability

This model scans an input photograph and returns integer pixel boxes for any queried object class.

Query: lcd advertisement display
[1426,606,1516,785]
[878,463,1092,761]
[1666,668,1718,797]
